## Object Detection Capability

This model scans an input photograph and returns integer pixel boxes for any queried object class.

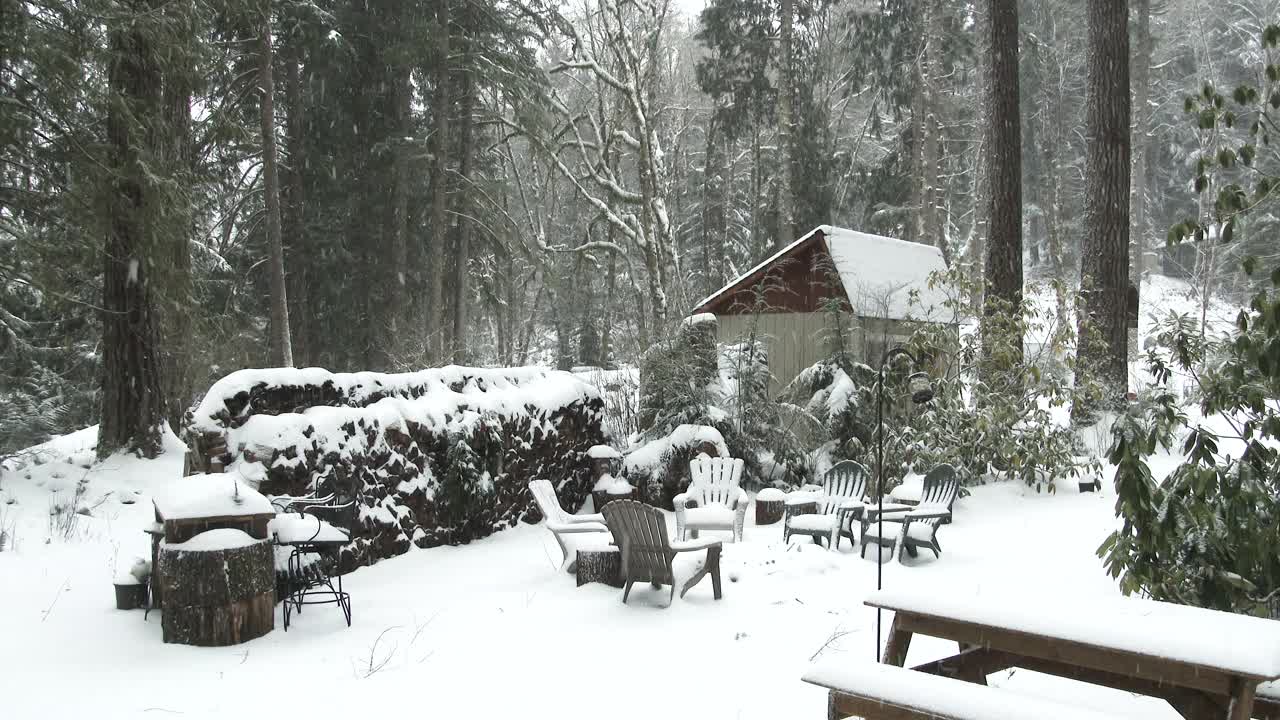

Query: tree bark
[259,0,292,367]
[451,48,475,364]
[159,0,194,423]
[968,0,989,315]
[1130,0,1152,282]
[915,0,946,261]
[983,0,1023,363]
[774,0,795,248]
[1077,0,1131,406]
[428,0,451,362]
[283,42,308,366]
[703,114,727,294]
[388,70,411,368]
[100,0,166,458]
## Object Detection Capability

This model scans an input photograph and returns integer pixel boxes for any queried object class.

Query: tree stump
[158,537,275,646]
[576,548,623,588]
[592,489,634,513]
[755,499,784,525]
[114,581,147,610]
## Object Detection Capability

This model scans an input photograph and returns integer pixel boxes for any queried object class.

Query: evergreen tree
[1076,0,1132,412]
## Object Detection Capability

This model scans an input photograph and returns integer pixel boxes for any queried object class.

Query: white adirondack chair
[673,456,748,542]
[528,479,611,573]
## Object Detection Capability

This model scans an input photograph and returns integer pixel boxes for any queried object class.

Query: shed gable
[695,230,848,316]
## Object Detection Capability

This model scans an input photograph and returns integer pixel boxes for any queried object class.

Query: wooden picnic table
[863,588,1280,720]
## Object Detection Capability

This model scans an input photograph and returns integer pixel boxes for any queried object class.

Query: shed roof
[692,225,951,322]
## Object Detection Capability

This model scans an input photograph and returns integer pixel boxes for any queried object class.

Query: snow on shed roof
[692,225,951,322]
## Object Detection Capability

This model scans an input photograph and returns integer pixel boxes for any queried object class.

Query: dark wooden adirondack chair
[601,500,723,606]
[783,460,870,550]
[861,464,959,561]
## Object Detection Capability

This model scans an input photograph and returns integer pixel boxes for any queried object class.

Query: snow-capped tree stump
[755,488,786,525]
[755,499,784,525]
[114,581,147,610]
[158,535,275,646]
[576,547,623,588]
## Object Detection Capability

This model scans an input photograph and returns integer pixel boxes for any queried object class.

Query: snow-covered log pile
[185,366,604,568]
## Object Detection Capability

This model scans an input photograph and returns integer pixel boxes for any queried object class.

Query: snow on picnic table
[0,437,1200,719]
[867,586,1280,679]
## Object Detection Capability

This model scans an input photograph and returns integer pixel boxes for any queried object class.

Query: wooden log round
[755,498,784,525]
[158,538,275,646]
[592,489,634,512]
[114,582,148,610]
[576,547,623,588]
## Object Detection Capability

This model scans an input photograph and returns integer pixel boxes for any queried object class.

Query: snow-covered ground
[0,428,1192,720]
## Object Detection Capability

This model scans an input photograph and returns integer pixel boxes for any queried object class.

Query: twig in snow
[539,537,558,570]
[41,578,69,622]
[408,612,439,648]
[360,625,402,678]
[810,625,853,662]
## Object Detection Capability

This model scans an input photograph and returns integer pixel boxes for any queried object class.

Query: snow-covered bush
[635,313,806,487]
[623,424,728,508]
[1103,35,1280,614]
[785,269,1101,493]
[186,366,605,568]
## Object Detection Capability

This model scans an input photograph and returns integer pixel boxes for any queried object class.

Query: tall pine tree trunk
[427,0,451,362]
[774,0,795,248]
[387,71,411,368]
[1077,0,1131,408]
[451,55,475,364]
[283,43,309,366]
[983,0,1023,364]
[968,0,990,315]
[159,0,194,423]
[100,0,166,458]
[703,114,727,294]
[259,0,292,367]
[914,0,945,259]
[1130,0,1152,282]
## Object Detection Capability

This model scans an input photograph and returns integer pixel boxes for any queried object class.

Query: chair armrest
[673,492,700,509]
[670,537,722,553]
[785,493,818,506]
[563,512,606,525]
[732,487,749,509]
[904,508,951,521]
[547,520,609,534]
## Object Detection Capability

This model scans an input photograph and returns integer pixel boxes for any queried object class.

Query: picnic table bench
[804,660,1131,720]
[829,588,1280,720]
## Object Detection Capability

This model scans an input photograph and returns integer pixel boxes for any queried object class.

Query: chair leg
[668,583,677,607]
[622,580,634,604]
[555,534,574,573]
[708,546,722,600]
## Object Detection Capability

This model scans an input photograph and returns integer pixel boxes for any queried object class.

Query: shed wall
[716,312,916,394]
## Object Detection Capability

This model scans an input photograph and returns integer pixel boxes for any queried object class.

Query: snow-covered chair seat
[269,514,350,545]
[783,460,869,550]
[602,499,722,606]
[528,479,611,573]
[861,464,959,562]
[673,456,747,542]
[803,659,1130,720]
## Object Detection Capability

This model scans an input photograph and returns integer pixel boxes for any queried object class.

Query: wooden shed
[690,225,952,393]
